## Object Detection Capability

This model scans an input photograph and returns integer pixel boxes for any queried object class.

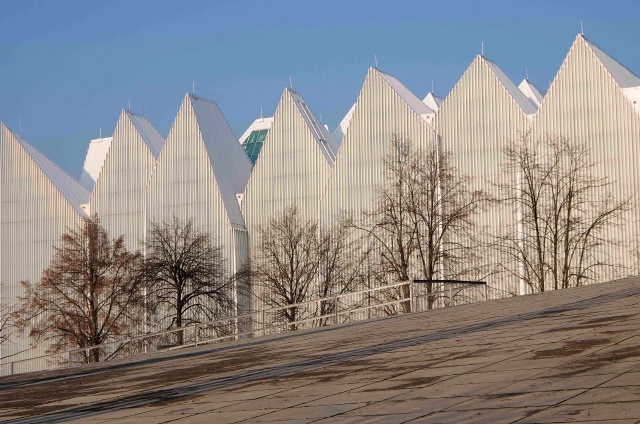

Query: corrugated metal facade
[0,124,88,374]
[3,33,640,373]
[531,35,640,282]
[90,110,164,253]
[433,56,534,297]
[322,67,439,226]
[145,94,252,321]
[243,88,338,312]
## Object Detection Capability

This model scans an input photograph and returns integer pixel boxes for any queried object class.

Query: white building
[2,33,640,373]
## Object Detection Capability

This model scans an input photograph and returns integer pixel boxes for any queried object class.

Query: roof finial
[128,98,131,111]
[289,76,293,89]
[581,21,584,36]
[431,80,434,93]
[526,67,529,80]
[260,106,263,119]
[100,127,102,138]
[18,118,21,134]
[192,82,195,93]
[481,42,484,57]
[374,54,378,68]
[143,105,145,117]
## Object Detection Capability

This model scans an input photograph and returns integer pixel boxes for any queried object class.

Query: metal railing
[1,280,486,376]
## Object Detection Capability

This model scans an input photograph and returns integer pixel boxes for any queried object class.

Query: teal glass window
[241,129,268,165]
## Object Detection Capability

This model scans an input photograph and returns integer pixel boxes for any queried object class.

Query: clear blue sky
[2,0,640,177]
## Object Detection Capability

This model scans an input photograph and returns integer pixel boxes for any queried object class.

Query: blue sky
[2,0,640,177]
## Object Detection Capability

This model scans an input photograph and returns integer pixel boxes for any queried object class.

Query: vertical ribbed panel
[433,56,532,297]
[146,94,250,318]
[0,124,87,373]
[532,35,640,279]
[243,88,337,311]
[323,67,439,225]
[91,111,163,253]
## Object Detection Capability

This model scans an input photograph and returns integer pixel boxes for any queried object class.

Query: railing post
[409,281,415,313]
[10,361,14,376]
[334,295,338,325]
[262,309,266,337]
[194,324,199,347]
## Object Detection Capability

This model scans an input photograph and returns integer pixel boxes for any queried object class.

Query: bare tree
[498,134,631,292]
[346,136,490,311]
[253,207,367,329]
[0,304,13,345]
[13,216,144,363]
[144,217,234,344]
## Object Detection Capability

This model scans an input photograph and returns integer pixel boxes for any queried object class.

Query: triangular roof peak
[179,93,252,224]
[518,78,545,108]
[423,92,444,111]
[2,123,89,217]
[373,67,435,120]
[579,35,640,89]
[283,87,339,163]
[479,56,538,115]
[125,110,165,158]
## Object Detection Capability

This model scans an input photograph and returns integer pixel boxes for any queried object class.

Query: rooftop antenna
[289,76,293,88]
[319,113,322,122]
[192,82,195,93]
[581,21,584,36]
[481,42,484,56]
[260,106,263,119]
[526,67,529,80]
[431,80,434,94]
[374,54,378,68]
[100,128,102,138]
[18,118,21,134]
[128,98,131,111]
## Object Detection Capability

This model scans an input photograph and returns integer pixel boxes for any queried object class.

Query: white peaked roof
[127,111,165,158]
[484,58,538,115]
[80,136,112,191]
[238,116,274,143]
[3,125,89,216]
[333,103,356,143]
[286,88,339,163]
[584,36,640,89]
[188,94,253,222]
[518,79,545,107]
[422,92,444,111]
[376,68,435,122]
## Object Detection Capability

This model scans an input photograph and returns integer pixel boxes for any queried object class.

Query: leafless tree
[0,304,13,345]
[253,207,367,330]
[346,135,491,311]
[144,217,235,344]
[497,134,631,292]
[13,216,145,363]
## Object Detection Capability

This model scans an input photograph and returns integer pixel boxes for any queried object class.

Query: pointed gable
[1,124,89,364]
[90,110,164,250]
[433,55,533,296]
[189,95,252,200]
[244,88,338,240]
[423,92,444,111]
[531,34,640,281]
[2,125,90,216]
[148,93,251,230]
[518,79,545,108]
[323,67,438,222]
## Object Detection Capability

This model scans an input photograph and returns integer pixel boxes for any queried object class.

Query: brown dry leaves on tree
[13,216,145,362]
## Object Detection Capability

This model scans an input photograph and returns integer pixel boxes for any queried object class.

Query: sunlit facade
[2,33,640,373]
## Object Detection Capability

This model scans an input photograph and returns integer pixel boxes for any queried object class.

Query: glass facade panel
[241,129,268,165]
